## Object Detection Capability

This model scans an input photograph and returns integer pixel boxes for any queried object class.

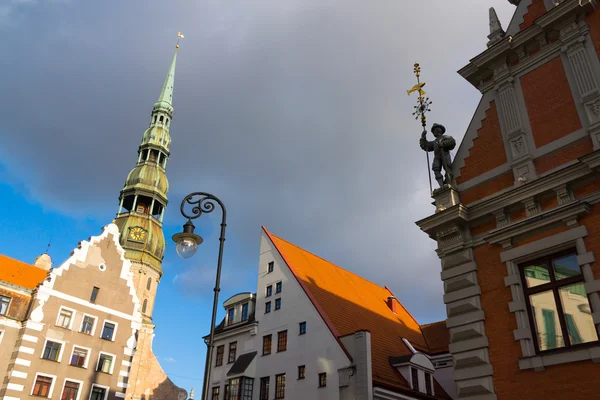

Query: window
[146,277,152,290]
[43,340,62,361]
[268,261,274,273]
[229,378,240,400]
[299,322,306,335]
[425,372,433,395]
[56,308,74,329]
[275,298,281,310]
[241,377,254,399]
[275,374,285,399]
[265,301,271,313]
[298,365,305,380]
[224,385,229,400]
[259,377,269,400]
[520,251,598,352]
[211,387,219,400]
[277,330,287,352]
[262,335,272,355]
[81,315,96,335]
[266,285,272,297]
[70,347,88,368]
[90,287,99,303]
[276,282,282,293]
[61,380,80,400]
[89,385,107,400]
[241,303,249,321]
[32,375,53,397]
[228,341,237,363]
[215,345,224,366]
[318,372,326,388]
[101,322,115,341]
[227,308,235,325]
[411,368,419,391]
[0,295,11,316]
[142,299,148,313]
[97,353,114,374]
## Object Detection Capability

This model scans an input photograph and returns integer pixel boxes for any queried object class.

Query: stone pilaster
[494,77,537,184]
[560,21,600,149]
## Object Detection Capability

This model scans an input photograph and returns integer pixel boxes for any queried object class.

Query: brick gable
[457,101,507,185]
[521,57,582,148]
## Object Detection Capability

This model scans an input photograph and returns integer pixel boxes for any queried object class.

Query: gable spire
[487,7,506,48]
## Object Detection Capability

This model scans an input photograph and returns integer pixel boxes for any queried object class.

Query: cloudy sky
[0,0,516,389]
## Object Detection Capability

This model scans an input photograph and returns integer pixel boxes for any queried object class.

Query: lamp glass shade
[176,238,198,259]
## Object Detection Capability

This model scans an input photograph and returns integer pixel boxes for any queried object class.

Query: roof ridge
[265,229,390,291]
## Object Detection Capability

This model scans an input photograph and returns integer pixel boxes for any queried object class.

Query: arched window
[146,277,152,290]
[159,116,164,123]
[142,299,148,313]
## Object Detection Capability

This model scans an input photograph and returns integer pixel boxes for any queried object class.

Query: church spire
[114,34,183,286]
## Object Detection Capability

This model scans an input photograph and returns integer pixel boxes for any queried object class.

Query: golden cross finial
[176,32,184,49]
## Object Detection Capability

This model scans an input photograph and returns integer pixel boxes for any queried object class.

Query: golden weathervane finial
[176,32,185,49]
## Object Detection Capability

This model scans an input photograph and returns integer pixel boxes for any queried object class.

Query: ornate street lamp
[172,192,227,400]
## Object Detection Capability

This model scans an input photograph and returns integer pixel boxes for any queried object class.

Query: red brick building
[417,1,600,399]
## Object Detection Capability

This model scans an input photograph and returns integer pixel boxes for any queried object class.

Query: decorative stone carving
[436,225,464,247]
[554,184,574,205]
[509,134,528,160]
[587,98,600,117]
[494,209,510,228]
[523,197,540,217]
[338,366,356,387]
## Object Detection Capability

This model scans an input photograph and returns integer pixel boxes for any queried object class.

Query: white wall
[253,232,351,400]
[209,327,257,391]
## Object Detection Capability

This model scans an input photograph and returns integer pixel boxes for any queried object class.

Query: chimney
[387,296,398,314]
[33,253,53,271]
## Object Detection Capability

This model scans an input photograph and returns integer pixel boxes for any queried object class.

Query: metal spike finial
[487,7,506,48]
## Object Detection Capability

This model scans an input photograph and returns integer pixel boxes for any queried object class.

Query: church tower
[114,41,178,323]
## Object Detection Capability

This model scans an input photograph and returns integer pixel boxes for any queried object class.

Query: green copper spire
[114,40,182,275]
[153,49,178,112]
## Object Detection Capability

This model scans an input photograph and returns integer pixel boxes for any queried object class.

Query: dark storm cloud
[0,0,515,321]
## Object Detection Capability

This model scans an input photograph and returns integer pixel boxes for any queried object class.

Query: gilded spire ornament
[408,63,456,193]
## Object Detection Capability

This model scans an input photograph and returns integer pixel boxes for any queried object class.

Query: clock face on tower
[129,227,147,242]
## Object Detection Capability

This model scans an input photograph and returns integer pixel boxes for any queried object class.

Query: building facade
[416,1,600,399]
[0,42,186,400]
[206,227,457,400]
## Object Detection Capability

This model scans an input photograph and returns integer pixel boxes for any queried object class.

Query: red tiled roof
[263,227,451,399]
[0,254,47,290]
[421,321,450,355]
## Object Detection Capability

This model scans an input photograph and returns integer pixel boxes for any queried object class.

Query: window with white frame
[424,372,433,395]
[96,352,115,374]
[100,321,117,341]
[42,339,64,362]
[0,295,10,316]
[88,384,109,400]
[69,346,89,368]
[32,374,55,398]
[520,250,599,353]
[80,314,97,335]
[61,380,82,400]
[56,307,75,329]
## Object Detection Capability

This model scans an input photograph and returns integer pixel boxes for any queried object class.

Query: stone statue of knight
[420,123,456,188]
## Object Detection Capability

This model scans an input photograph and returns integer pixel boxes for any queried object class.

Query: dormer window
[241,303,249,321]
[425,372,432,395]
[227,307,234,325]
[411,368,419,391]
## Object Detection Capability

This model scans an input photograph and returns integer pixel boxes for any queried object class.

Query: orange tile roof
[421,321,450,355]
[263,227,451,399]
[0,254,47,290]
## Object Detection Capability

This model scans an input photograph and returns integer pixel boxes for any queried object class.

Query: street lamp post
[172,192,227,400]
